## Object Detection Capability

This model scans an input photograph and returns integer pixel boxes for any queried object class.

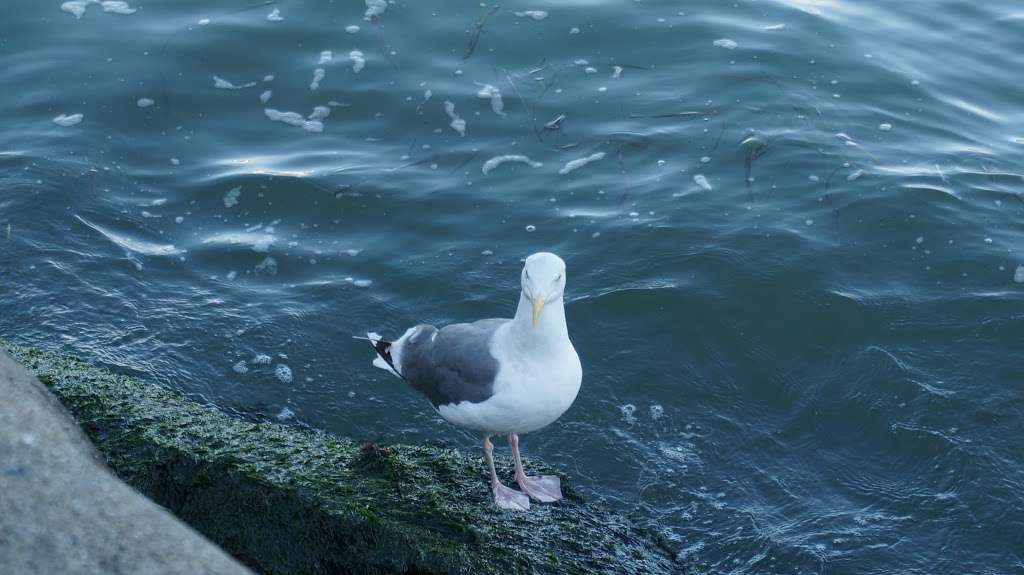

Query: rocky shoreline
[0,341,682,574]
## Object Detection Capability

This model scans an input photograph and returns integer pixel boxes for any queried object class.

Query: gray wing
[399,318,507,408]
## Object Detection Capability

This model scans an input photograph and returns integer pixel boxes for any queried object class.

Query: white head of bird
[520,252,567,328]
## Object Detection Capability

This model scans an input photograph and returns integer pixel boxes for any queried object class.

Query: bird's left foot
[516,474,563,502]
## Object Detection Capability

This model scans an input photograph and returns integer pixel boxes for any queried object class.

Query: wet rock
[1,340,682,574]
[0,348,252,575]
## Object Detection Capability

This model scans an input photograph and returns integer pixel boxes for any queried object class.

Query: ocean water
[2,1,1023,572]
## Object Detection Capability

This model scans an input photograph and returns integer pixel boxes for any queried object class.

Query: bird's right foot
[492,481,530,511]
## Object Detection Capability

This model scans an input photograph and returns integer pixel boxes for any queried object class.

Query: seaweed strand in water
[464,6,500,60]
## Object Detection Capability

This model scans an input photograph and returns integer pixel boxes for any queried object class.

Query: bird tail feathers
[366,332,404,379]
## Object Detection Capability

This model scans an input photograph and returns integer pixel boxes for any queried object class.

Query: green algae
[3,341,682,575]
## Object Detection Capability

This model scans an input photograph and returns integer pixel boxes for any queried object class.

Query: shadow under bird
[363,252,582,510]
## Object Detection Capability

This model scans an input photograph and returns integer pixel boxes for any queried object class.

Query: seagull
[364,252,582,510]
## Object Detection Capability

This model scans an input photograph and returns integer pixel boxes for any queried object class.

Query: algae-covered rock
[1,341,682,575]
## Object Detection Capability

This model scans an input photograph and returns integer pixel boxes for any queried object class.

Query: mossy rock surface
[2,341,682,575]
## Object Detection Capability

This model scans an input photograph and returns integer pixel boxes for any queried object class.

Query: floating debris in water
[621,404,637,424]
[694,174,712,190]
[569,26,580,34]
[349,50,366,73]
[345,24,360,33]
[198,18,210,25]
[136,97,154,108]
[223,186,241,207]
[170,157,180,165]
[879,123,893,131]
[764,23,786,30]
[545,114,565,130]
[559,152,605,175]
[259,90,272,103]
[232,360,249,374]
[444,101,466,136]
[213,76,256,89]
[255,256,278,275]
[274,364,293,383]
[364,0,386,21]
[353,279,373,288]
[53,113,83,126]
[476,84,506,116]
[525,225,536,232]
[266,8,282,22]
[514,10,548,20]
[612,65,623,79]
[847,169,863,181]
[481,155,543,174]
[1015,265,1024,283]
[713,38,738,49]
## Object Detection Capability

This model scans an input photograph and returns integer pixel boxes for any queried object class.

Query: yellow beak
[532,296,544,327]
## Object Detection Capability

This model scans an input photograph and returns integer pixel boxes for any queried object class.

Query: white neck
[507,291,571,352]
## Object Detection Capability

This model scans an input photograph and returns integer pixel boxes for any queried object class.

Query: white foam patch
[444,101,466,136]
[101,1,135,14]
[476,84,505,116]
[612,65,623,79]
[232,360,249,374]
[364,0,386,21]
[713,38,738,49]
[75,215,181,256]
[253,354,272,365]
[260,90,272,103]
[274,364,293,383]
[764,23,786,30]
[62,0,137,18]
[310,68,325,90]
[481,155,543,175]
[847,169,863,181]
[264,107,329,133]
[202,231,275,252]
[345,24,360,33]
[514,10,548,20]
[1015,265,1024,283]
[223,186,241,207]
[53,113,83,126]
[559,152,605,175]
[307,106,330,121]
[318,50,333,65]
[214,76,256,89]
[694,174,712,190]
[267,8,282,21]
[349,50,366,73]
[136,97,154,108]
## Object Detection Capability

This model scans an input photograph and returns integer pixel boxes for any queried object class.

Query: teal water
[2,1,1023,572]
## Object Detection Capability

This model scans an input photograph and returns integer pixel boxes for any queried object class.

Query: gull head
[521,252,566,327]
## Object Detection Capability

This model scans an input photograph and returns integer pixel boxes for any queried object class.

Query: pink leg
[508,433,563,503]
[482,435,529,511]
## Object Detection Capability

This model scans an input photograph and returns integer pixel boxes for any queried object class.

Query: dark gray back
[400,318,507,408]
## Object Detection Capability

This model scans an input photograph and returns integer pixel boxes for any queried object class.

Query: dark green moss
[2,341,683,575]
